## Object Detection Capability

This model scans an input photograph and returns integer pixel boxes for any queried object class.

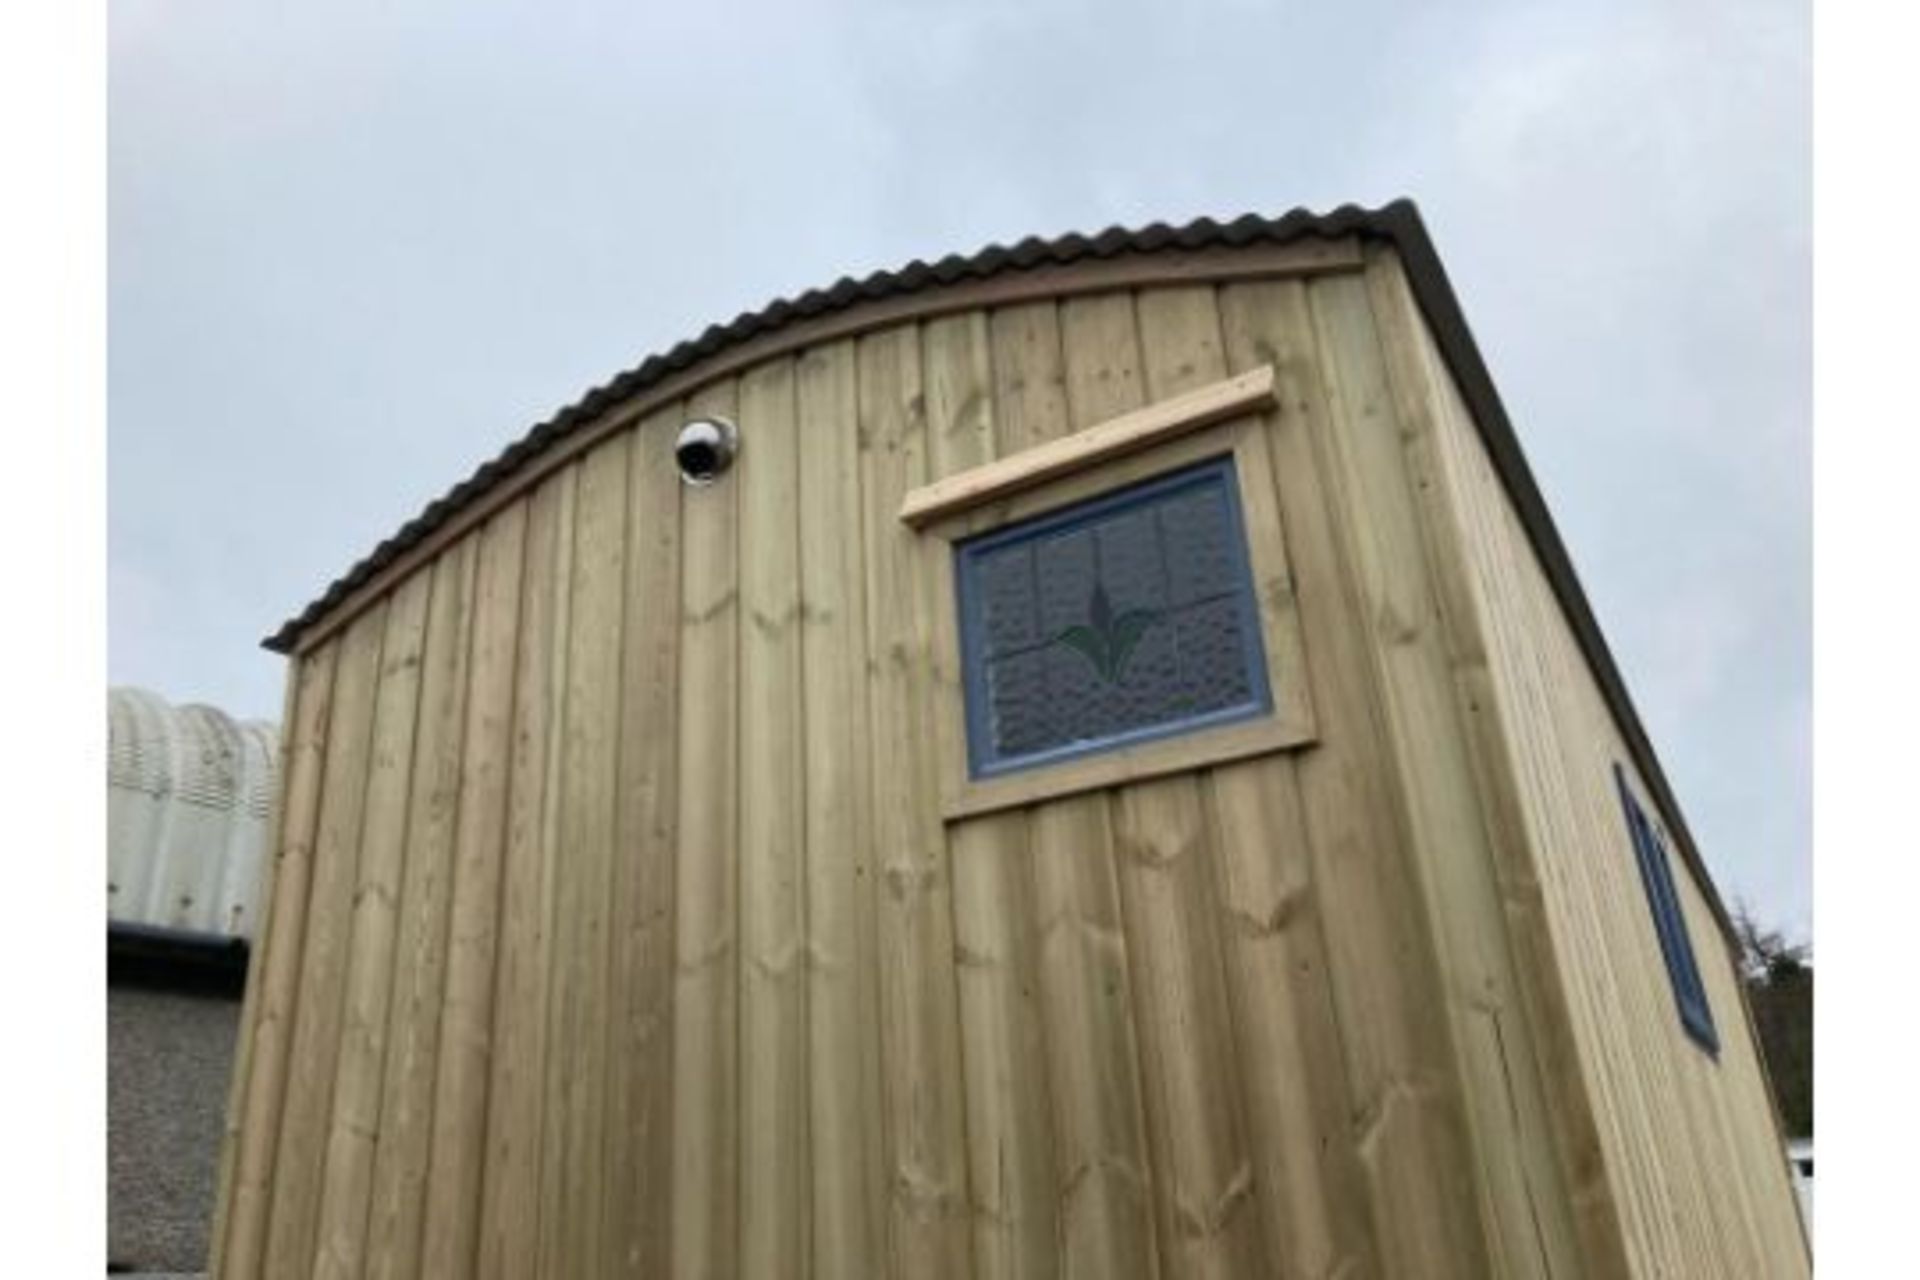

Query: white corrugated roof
[108,687,278,939]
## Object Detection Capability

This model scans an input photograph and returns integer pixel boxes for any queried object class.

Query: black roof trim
[259,198,1736,945]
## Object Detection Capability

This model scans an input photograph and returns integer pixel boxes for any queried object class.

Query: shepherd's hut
[211,201,1810,1279]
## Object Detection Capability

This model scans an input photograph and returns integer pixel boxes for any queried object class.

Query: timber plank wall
[212,224,1810,1279]
[1396,246,1811,1276]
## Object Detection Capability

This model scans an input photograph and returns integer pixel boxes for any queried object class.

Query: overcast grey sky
[108,0,1809,936]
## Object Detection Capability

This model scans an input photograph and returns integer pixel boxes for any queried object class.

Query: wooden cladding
[1402,242,1810,1276]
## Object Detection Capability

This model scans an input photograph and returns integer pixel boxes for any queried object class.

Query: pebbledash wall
[108,686,277,1272]
[211,202,1809,1279]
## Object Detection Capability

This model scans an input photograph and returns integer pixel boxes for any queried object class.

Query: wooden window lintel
[897,364,1276,529]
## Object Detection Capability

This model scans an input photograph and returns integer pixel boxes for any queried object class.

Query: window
[953,456,1271,778]
[1614,764,1719,1054]
[905,372,1317,819]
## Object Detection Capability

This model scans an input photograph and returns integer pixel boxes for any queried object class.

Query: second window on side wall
[1615,764,1719,1055]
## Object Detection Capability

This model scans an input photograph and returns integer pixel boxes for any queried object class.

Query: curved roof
[265,201,1406,654]
[108,686,279,939]
[256,197,1738,946]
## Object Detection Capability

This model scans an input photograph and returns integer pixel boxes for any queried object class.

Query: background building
[108,686,277,1274]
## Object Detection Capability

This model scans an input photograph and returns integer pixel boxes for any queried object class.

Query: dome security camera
[675,417,739,486]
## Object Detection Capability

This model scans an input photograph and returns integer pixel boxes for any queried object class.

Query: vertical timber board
[738,356,810,1277]
[855,323,975,1279]
[1305,271,1522,1277]
[1629,719,1768,1263]
[364,536,480,1280]
[796,339,888,1279]
[420,502,530,1277]
[928,310,1063,1280]
[309,572,434,1279]
[1661,885,1767,1276]
[207,656,303,1279]
[1599,754,1774,1267]
[261,600,389,1278]
[988,303,1071,459]
[1118,288,1268,1277]
[1683,879,1807,1263]
[535,434,630,1278]
[1453,442,1663,1274]
[1056,292,1178,1278]
[1505,445,1705,1275]
[1565,653,1719,1271]
[216,642,340,1278]
[1326,253,1593,1280]
[476,470,576,1279]
[1009,296,1160,1280]
[1219,277,1491,1279]
[1060,291,1253,1279]
[1412,287,1808,1277]
[672,377,742,1280]
[1112,772,1266,1278]
[1365,246,1632,1279]
[1202,742,1381,1280]
[1137,285,1381,1280]
[604,407,684,1279]
[1512,523,1681,1276]
[1701,904,1809,1259]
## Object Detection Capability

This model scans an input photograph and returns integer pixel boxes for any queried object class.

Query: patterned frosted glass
[955,456,1271,777]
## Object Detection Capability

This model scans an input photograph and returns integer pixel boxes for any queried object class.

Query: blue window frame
[1614,764,1719,1054]
[953,456,1272,779]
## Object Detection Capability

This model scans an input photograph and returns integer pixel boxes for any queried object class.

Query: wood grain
[1224,277,1491,1279]
[1113,289,1267,1279]
[858,324,974,1279]
[474,469,575,1279]
[419,503,529,1277]
[796,339,888,1279]
[603,407,684,1278]
[206,650,307,1280]
[364,537,479,1280]
[929,310,1062,1280]
[535,434,628,1278]
[899,364,1274,528]
[670,377,743,1279]
[309,573,433,1280]
[260,602,389,1278]
[987,296,1162,1280]
[215,642,340,1278]
[1404,246,1812,1277]
[739,355,809,1277]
